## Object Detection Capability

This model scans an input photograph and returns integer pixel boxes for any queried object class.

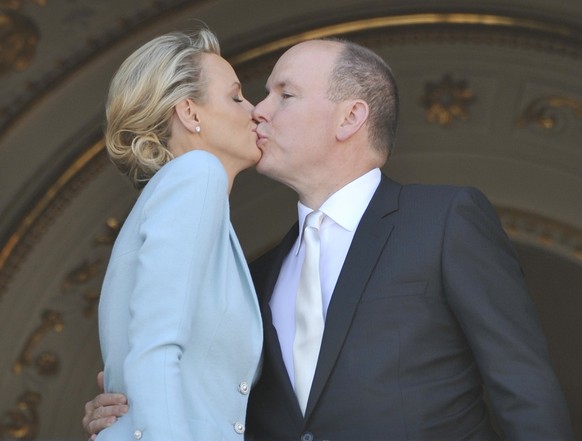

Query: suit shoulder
[392,182,494,221]
[400,182,487,203]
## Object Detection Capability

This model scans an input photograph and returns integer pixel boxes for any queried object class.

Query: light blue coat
[97,150,263,441]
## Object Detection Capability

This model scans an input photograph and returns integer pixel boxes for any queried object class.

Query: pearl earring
[195,126,201,133]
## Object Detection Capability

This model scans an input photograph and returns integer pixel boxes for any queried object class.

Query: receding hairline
[267,39,344,89]
[293,38,345,51]
[283,39,344,65]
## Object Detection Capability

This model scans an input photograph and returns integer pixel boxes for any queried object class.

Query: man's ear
[174,98,201,134]
[336,100,369,142]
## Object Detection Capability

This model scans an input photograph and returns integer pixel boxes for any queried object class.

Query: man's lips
[256,131,267,146]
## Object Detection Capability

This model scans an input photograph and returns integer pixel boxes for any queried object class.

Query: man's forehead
[279,41,338,66]
[266,43,336,88]
[265,60,306,89]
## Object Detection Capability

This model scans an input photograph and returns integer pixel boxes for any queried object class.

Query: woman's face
[196,53,260,173]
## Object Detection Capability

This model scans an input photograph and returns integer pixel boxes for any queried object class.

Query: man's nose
[252,98,269,122]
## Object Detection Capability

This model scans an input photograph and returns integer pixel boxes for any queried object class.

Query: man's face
[253,41,343,193]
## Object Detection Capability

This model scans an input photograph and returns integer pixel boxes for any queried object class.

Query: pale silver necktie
[293,209,325,415]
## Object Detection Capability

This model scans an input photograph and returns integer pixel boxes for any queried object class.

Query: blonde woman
[94,28,262,441]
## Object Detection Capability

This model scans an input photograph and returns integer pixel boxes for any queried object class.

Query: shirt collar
[294,168,381,254]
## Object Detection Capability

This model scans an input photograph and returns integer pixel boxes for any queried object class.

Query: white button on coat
[238,381,249,394]
[133,429,143,439]
[234,422,245,434]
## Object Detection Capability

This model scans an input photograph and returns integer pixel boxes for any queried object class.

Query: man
[84,39,574,440]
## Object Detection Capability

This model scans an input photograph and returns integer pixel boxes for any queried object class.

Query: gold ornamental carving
[62,259,103,293]
[229,13,580,65]
[499,207,582,263]
[0,0,45,75]
[94,217,122,246]
[420,74,476,127]
[516,96,582,131]
[12,310,63,376]
[0,149,120,438]
[0,143,111,296]
[0,391,40,440]
[61,218,121,318]
[0,10,40,75]
[1,217,121,438]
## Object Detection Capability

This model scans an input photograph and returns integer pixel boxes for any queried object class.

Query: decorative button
[238,381,249,395]
[133,429,143,440]
[300,433,313,441]
[234,422,245,434]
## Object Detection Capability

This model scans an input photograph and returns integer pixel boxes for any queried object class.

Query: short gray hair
[326,39,399,159]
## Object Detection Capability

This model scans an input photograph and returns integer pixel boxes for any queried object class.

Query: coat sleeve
[124,151,227,441]
[441,187,574,440]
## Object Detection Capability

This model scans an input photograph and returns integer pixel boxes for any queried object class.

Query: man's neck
[298,167,378,210]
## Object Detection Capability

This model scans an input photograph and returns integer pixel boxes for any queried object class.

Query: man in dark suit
[84,38,574,440]
[245,39,573,440]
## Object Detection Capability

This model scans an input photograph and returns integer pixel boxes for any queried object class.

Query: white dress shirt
[269,168,381,385]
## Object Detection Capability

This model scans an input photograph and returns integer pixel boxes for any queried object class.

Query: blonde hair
[105,27,220,189]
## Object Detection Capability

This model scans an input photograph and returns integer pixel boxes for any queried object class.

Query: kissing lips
[256,131,267,149]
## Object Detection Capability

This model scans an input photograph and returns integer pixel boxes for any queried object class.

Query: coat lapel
[254,222,298,306]
[253,223,304,419]
[305,175,402,418]
[229,223,261,317]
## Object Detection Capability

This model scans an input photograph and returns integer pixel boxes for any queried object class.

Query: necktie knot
[304,210,324,231]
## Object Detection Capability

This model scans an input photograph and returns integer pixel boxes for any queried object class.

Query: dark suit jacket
[246,175,574,441]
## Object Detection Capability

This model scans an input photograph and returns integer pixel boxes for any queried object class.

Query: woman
[95,27,262,441]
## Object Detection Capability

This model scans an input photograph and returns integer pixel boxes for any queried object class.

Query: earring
[195,126,201,133]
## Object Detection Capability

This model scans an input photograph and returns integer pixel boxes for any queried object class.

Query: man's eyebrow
[264,80,294,94]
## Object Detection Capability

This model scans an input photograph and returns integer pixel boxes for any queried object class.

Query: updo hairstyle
[105,27,220,189]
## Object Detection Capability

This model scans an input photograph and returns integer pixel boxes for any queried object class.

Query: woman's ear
[174,98,201,134]
[336,100,369,142]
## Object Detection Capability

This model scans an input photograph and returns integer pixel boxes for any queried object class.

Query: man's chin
[254,156,268,175]
[255,159,280,182]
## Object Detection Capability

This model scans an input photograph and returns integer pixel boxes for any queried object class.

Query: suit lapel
[305,175,402,418]
[229,223,262,322]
